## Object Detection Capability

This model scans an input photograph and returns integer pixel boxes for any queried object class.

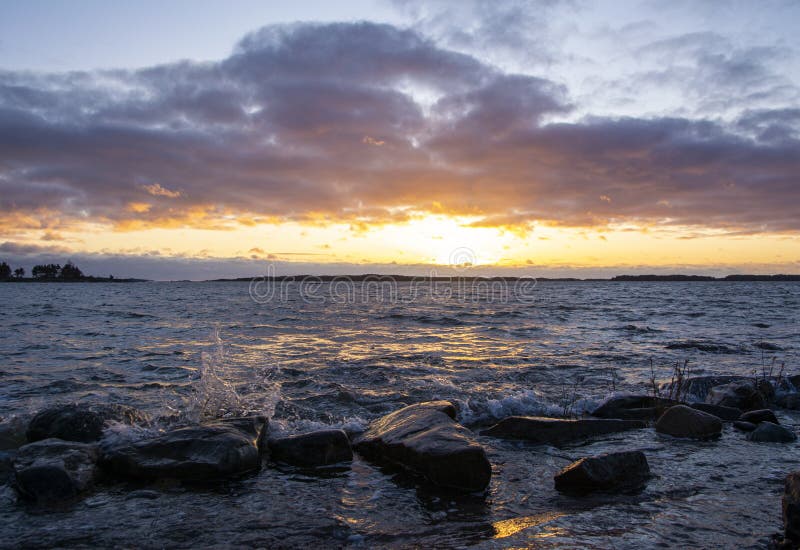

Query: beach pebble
[554,450,650,493]
[655,405,722,439]
[747,422,797,443]
[354,401,491,493]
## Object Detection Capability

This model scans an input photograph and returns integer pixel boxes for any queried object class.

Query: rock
[354,401,491,493]
[706,381,766,411]
[783,472,800,542]
[0,418,27,450]
[27,403,149,444]
[554,451,650,493]
[733,421,757,432]
[483,417,646,445]
[776,394,800,410]
[100,424,261,480]
[739,409,779,425]
[13,439,98,502]
[664,376,749,401]
[591,395,678,421]
[747,422,797,443]
[689,403,742,421]
[268,429,353,467]
[0,451,14,484]
[214,416,269,453]
[655,405,722,439]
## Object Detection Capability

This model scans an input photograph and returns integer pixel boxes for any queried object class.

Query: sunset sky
[1,0,799,279]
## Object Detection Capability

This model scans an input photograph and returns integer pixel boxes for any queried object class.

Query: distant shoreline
[2,274,799,283]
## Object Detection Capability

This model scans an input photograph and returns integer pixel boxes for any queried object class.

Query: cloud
[0,21,798,238]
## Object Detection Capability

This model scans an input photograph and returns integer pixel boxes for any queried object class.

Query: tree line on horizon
[0,261,89,281]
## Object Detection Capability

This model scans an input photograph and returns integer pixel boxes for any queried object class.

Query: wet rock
[0,418,27,450]
[554,450,650,493]
[739,409,779,425]
[268,429,353,467]
[483,417,646,445]
[776,394,800,410]
[100,424,261,480]
[733,421,757,432]
[354,401,491,493]
[590,395,678,421]
[655,405,722,439]
[214,416,269,453]
[0,451,14,484]
[706,381,766,411]
[783,472,800,542]
[13,439,98,502]
[664,375,749,400]
[747,422,797,443]
[27,403,149,444]
[689,403,742,421]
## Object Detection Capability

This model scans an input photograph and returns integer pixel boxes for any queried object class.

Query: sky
[1,0,799,280]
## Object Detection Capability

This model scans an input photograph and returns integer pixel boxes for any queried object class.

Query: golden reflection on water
[491,511,565,539]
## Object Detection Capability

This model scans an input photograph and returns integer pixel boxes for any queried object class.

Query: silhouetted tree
[32,264,61,280]
[0,262,10,280]
[59,262,84,280]
[13,267,25,279]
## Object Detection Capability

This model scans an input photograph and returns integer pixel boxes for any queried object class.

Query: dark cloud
[0,21,798,236]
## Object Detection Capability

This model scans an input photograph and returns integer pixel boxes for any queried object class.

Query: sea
[0,280,798,548]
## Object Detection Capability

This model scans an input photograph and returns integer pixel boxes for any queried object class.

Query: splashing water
[186,329,244,421]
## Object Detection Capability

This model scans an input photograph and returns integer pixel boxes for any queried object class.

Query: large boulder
[591,395,678,421]
[100,421,264,480]
[268,429,352,467]
[747,422,797,443]
[706,381,767,411]
[739,409,779,425]
[689,403,742,421]
[483,417,646,445]
[215,416,269,453]
[13,439,98,503]
[554,451,650,493]
[784,472,800,542]
[27,403,149,443]
[354,401,491,493]
[655,405,722,439]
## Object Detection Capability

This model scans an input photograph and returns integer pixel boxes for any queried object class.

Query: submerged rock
[706,381,766,411]
[268,429,353,467]
[739,409,779,425]
[590,395,678,421]
[554,451,650,493]
[776,394,800,410]
[655,405,722,439]
[784,472,800,542]
[747,422,797,443]
[733,421,757,432]
[665,375,749,400]
[100,423,262,480]
[0,451,14,484]
[354,401,491,493]
[27,403,149,444]
[13,439,98,502]
[689,403,742,421]
[483,417,646,445]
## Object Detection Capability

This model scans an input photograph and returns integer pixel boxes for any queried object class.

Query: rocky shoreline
[3,375,800,547]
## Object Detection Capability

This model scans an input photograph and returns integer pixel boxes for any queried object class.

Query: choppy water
[1,280,799,548]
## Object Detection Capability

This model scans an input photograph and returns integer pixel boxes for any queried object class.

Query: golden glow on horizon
[4,213,799,271]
